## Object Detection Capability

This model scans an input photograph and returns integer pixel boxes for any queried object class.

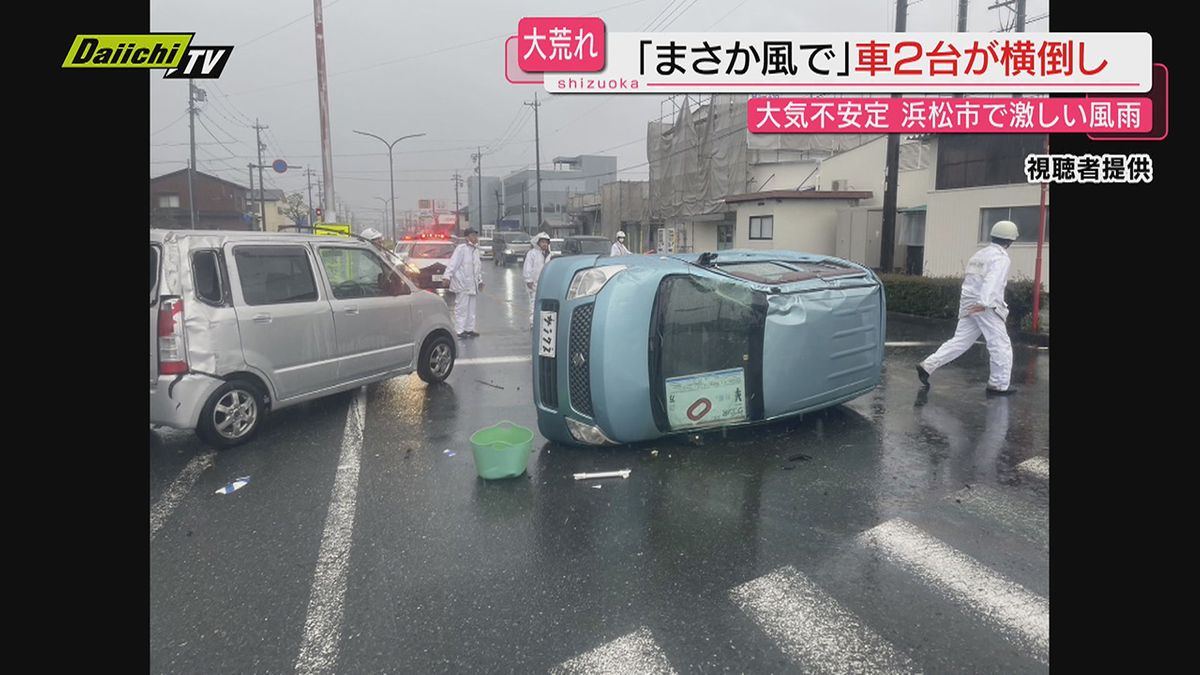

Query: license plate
[432,274,443,282]
[538,310,557,357]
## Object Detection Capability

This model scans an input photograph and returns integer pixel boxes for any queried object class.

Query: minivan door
[316,245,415,382]
[227,244,339,401]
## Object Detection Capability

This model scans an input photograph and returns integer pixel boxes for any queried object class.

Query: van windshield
[409,243,456,258]
[577,239,610,255]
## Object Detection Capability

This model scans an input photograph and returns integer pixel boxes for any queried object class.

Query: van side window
[233,246,320,306]
[192,250,224,305]
[319,247,407,299]
[150,245,160,302]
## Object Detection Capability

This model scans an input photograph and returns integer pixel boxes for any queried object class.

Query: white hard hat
[361,227,384,241]
[616,231,626,239]
[990,220,1019,241]
[532,231,551,245]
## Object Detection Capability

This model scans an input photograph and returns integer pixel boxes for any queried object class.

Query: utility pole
[313,0,336,222]
[525,92,543,230]
[452,173,463,233]
[247,163,256,229]
[879,0,906,273]
[254,119,268,232]
[187,82,200,229]
[305,168,315,225]
[958,0,969,30]
[471,147,483,231]
[1016,0,1025,31]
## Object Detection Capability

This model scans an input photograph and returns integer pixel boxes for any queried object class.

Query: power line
[643,0,686,30]
[237,0,351,49]
[654,0,703,30]
[151,110,188,136]
[707,0,753,28]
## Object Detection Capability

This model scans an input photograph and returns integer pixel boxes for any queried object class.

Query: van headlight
[566,265,627,300]
[566,418,615,445]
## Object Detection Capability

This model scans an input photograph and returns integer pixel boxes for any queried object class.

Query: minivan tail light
[158,297,188,375]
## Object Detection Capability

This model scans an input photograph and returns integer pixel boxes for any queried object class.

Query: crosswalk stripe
[550,627,677,675]
[948,485,1049,548]
[1017,457,1049,482]
[730,566,917,674]
[861,519,1049,663]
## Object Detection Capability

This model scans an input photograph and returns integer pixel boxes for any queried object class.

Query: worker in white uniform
[610,230,631,257]
[917,220,1020,395]
[523,232,552,330]
[443,228,484,338]
[361,227,388,253]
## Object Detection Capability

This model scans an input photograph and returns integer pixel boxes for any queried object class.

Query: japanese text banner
[539,32,1151,93]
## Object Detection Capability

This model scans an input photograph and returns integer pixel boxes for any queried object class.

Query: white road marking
[294,387,366,675]
[730,566,917,674]
[150,451,215,542]
[1017,457,1049,482]
[861,519,1049,663]
[457,355,532,365]
[550,627,677,675]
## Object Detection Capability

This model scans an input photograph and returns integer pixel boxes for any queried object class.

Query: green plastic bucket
[469,421,534,480]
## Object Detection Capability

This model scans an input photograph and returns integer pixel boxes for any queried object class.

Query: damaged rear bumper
[150,373,224,431]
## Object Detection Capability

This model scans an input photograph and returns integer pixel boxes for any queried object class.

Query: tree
[280,192,309,226]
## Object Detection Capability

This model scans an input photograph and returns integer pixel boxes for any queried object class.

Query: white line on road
[550,627,677,675]
[1018,457,1049,482]
[456,355,532,365]
[948,485,1049,549]
[861,519,1049,663]
[295,387,366,675]
[150,451,215,542]
[730,566,917,674]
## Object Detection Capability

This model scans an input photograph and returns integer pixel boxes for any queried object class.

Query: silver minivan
[151,229,458,448]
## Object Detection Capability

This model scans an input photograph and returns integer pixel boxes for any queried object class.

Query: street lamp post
[353,130,426,241]
[373,196,392,238]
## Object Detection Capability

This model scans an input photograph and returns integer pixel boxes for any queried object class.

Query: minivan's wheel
[196,379,264,449]
[418,334,456,384]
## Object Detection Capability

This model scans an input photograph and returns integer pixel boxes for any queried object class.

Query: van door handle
[253,314,272,323]
[345,306,360,315]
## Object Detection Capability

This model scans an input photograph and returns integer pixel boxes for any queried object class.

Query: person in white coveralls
[917,220,1021,395]
[610,230,631,257]
[523,232,552,330]
[443,229,484,338]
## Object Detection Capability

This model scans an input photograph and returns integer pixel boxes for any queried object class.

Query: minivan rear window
[192,250,223,305]
[234,246,319,306]
[150,245,160,302]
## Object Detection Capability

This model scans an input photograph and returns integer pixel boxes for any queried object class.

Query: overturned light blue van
[531,250,885,446]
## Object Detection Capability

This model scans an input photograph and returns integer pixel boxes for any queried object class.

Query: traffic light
[315,207,323,223]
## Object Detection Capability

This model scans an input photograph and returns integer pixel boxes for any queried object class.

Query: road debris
[573,469,631,480]
[215,476,250,495]
[476,380,505,390]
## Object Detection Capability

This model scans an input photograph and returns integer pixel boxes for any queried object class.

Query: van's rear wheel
[418,334,456,384]
[196,379,264,449]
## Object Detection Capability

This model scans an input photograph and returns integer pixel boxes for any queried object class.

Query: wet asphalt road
[150,260,1049,674]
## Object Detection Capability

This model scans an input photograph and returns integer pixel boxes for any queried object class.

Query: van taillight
[158,298,188,375]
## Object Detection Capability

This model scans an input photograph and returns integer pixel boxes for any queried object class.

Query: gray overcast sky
[150,0,1049,226]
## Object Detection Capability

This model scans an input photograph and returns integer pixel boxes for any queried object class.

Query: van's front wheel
[196,379,264,449]
[418,334,456,384]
